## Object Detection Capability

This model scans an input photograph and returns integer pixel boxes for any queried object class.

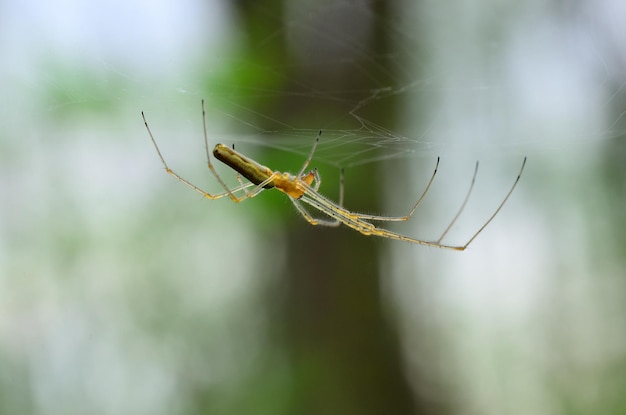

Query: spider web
[149,0,624,172]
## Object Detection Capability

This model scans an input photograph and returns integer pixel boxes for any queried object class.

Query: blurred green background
[1,1,626,414]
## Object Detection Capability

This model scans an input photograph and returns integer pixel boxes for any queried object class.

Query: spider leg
[454,156,527,248]
[338,168,345,207]
[340,157,439,222]
[199,100,249,202]
[295,132,345,206]
[144,104,276,203]
[291,198,341,227]
[231,143,248,194]
[199,101,280,203]
[308,166,344,206]
[436,161,479,243]
[297,131,322,177]
[298,190,465,249]
[358,157,526,250]
[143,110,240,200]
[215,171,280,203]
[204,181,260,199]
[235,173,250,195]
[364,223,466,250]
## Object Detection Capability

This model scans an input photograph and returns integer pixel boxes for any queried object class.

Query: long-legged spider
[142,101,526,250]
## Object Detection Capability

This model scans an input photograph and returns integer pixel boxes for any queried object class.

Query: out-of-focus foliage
[1,1,626,415]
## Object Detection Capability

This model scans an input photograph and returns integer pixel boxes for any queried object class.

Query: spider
[142,101,526,250]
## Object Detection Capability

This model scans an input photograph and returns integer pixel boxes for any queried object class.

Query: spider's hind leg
[291,198,341,227]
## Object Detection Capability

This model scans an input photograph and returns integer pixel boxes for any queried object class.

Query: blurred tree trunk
[225,1,450,414]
